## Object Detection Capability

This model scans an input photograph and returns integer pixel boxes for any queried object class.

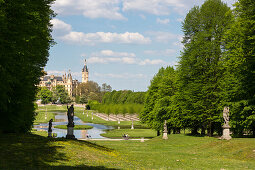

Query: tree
[0,0,55,133]
[177,0,232,136]
[40,87,52,104]
[80,95,88,104]
[222,0,255,136]
[140,67,176,132]
[54,85,70,104]
[77,81,102,102]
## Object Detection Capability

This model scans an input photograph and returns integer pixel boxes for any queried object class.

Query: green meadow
[1,105,254,169]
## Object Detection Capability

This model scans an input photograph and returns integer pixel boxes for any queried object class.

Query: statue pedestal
[162,120,168,140]
[131,121,134,129]
[163,132,168,140]
[66,124,75,139]
[48,131,52,138]
[221,125,231,140]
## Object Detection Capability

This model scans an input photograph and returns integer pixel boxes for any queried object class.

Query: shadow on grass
[0,133,117,169]
[72,139,115,152]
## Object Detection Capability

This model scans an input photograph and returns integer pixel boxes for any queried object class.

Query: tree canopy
[0,0,55,133]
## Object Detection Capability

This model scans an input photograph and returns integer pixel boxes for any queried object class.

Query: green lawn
[38,105,148,129]
[26,105,255,169]
[1,132,255,169]
[101,129,157,138]
[34,110,55,124]
[54,125,93,130]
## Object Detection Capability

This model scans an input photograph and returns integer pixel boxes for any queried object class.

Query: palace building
[39,59,89,97]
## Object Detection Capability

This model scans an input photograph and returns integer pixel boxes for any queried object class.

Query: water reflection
[34,112,113,139]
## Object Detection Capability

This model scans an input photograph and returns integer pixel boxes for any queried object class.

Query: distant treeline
[102,90,145,104]
[87,90,145,115]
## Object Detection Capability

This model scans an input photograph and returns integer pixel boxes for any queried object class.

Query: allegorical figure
[223,106,230,126]
[67,104,74,126]
[48,119,53,132]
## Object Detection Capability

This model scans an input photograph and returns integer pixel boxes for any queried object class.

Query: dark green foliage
[102,90,145,104]
[76,81,102,102]
[0,0,55,133]
[39,87,52,104]
[80,95,88,104]
[176,0,232,136]
[140,67,176,131]
[222,0,255,136]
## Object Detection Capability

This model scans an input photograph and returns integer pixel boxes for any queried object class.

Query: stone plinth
[131,120,134,129]
[48,131,52,138]
[162,120,168,140]
[163,132,168,140]
[66,124,75,139]
[221,125,231,140]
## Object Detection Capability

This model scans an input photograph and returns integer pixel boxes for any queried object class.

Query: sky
[46,0,237,92]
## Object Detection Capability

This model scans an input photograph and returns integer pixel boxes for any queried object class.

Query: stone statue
[48,119,53,137]
[67,104,74,126]
[221,106,231,140]
[66,104,75,139]
[163,120,168,140]
[223,106,230,126]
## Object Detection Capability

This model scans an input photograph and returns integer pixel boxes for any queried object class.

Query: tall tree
[222,0,255,136]
[177,0,232,136]
[0,0,55,133]
[140,67,176,132]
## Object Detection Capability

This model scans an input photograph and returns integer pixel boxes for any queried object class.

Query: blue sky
[46,0,237,91]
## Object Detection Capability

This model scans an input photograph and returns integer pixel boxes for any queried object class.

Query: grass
[38,105,148,129]
[34,110,55,124]
[54,125,93,130]
[74,108,148,129]
[1,132,255,169]
[101,129,157,139]
[25,105,255,169]
[92,135,255,169]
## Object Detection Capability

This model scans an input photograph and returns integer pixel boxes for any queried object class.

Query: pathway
[95,113,140,121]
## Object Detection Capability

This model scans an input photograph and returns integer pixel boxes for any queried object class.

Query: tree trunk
[157,130,160,136]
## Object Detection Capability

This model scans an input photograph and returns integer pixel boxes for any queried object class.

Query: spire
[82,59,88,72]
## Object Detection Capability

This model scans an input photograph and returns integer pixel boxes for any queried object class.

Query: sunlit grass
[54,125,93,130]
[101,129,157,138]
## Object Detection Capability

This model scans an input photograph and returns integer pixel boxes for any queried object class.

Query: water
[34,112,114,139]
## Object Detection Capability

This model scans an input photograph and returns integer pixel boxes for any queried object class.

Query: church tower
[82,59,89,83]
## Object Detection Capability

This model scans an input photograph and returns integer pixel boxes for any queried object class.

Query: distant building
[39,59,89,97]
[82,59,89,83]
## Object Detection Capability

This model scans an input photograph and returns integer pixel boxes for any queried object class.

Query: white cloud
[87,56,168,66]
[98,50,136,58]
[50,19,72,36]
[144,49,176,56]
[87,56,136,64]
[52,0,126,20]
[139,14,146,19]
[139,59,166,66]
[122,0,189,16]
[122,0,237,16]
[156,18,170,24]
[94,72,146,79]
[147,31,180,43]
[61,32,151,45]
[177,18,183,22]
[47,70,81,79]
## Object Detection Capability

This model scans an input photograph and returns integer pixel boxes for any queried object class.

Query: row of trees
[37,86,71,104]
[140,0,255,137]
[102,90,145,104]
[86,90,145,116]
[37,81,112,104]
[75,81,111,103]
[90,103,143,117]
[0,0,55,133]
